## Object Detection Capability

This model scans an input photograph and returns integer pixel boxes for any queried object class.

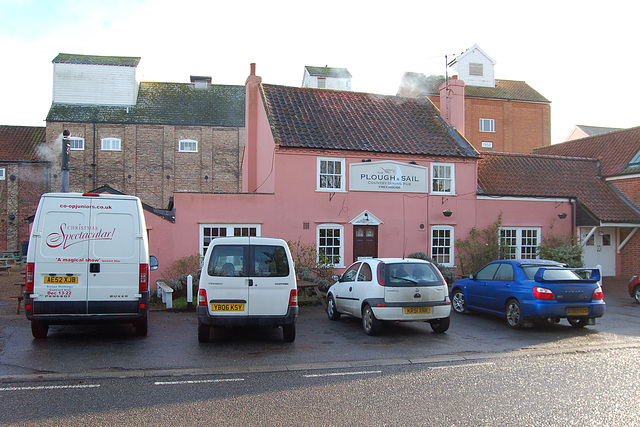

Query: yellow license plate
[211,303,244,312]
[44,276,78,284]
[404,307,431,315]
[566,307,589,316]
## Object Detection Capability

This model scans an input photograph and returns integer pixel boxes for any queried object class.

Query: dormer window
[469,63,484,76]
[317,77,326,88]
[628,149,640,167]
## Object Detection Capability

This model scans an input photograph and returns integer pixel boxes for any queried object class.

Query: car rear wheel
[31,320,49,339]
[327,295,341,320]
[197,322,210,343]
[451,289,467,314]
[505,299,523,329]
[567,317,588,328]
[429,317,450,333]
[283,323,296,342]
[362,304,382,336]
[634,286,640,304]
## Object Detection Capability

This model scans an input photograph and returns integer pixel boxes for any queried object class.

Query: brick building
[43,54,245,210]
[0,125,50,251]
[397,44,551,154]
[534,126,640,277]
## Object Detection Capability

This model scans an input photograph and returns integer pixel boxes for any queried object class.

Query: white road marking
[303,370,382,378]
[0,384,100,391]
[154,378,244,385]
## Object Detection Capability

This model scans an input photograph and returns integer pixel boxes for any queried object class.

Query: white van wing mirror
[149,255,159,271]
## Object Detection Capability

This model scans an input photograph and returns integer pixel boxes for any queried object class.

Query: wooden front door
[353,226,378,262]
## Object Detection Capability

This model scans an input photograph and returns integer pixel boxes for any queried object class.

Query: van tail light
[198,289,207,306]
[593,285,604,300]
[25,262,35,292]
[139,263,150,292]
[377,264,385,286]
[533,286,555,300]
[289,289,298,306]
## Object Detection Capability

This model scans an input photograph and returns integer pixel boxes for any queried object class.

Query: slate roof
[47,82,245,127]
[261,84,478,158]
[53,53,140,67]
[397,73,550,103]
[478,152,640,223]
[304,66,352,78]
[574,125,623,137]
[534,126,640,177]
[0,125,47,162]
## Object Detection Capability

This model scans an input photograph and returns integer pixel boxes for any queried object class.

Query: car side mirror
[332,275,340,282]
[468,273,475,280]
[149,255,159,271]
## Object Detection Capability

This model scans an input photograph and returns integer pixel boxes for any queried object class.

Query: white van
[197,237,298,342]
[24,192,157,338]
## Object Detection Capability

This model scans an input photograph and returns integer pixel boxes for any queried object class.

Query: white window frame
[317,157,346,192]
[430,163,455,195]
[431,225,454,267]
[317,224,344,268]
[179,139,198,153]
[101,137,122,151]
[480,118,495,133]
[500,227,541,259]
[199,224,261,256]
[69,137,85,151]
[0,168,5,180]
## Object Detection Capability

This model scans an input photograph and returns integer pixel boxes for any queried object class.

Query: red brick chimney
[439,78,465,136]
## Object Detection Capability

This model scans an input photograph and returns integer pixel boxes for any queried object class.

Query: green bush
[288,238,335,291]
[407,252,456,284]
[455,215,506,276]
[163,253,202,298]
[539,231,583,268]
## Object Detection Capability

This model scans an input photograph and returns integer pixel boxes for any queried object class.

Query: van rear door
[33,197,91,315]
[248,244,293,316]
[205,244,250,315]
[86,196,141,314]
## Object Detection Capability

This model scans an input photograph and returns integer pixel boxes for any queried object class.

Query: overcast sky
[1,0,636,143]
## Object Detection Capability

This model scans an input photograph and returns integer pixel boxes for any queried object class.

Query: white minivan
[197,237,298,342]
[24,192,157,338]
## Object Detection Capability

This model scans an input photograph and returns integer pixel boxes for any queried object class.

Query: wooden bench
[0,260,12,275]
[11,282,25,314]
[297,281,327,309]
[156,281,174,309]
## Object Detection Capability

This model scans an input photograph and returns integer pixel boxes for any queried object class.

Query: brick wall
[610,177,640,209]
[620,230,640,277]
[45,122,245,209]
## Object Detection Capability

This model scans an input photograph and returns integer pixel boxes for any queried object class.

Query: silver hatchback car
[326,258,451,335]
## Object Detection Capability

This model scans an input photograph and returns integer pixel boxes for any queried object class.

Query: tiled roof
[53,53,140,67]
[397,73,550,103]
[47,82,245,127]
[0,125,47,161]
[304,66,352,78]
[534,126,640,176]
[478,152,640,223]
[261,84,478,158]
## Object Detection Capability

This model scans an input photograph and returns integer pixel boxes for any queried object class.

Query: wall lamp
[8,214,15,221]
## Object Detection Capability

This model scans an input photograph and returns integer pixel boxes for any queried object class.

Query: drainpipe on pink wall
[243,63,262,193]
[439,77,465,136]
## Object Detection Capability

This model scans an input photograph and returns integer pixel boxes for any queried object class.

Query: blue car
[450,259,605,329]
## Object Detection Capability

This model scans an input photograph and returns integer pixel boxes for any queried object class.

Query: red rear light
[139,263,149,292]
[377,264,385,286]
[533,286,555,300]
[289,289,298,306]
[198,289,207,306]
[25,262,34,292]
[593,286,604,300]
[82,192,100,197]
